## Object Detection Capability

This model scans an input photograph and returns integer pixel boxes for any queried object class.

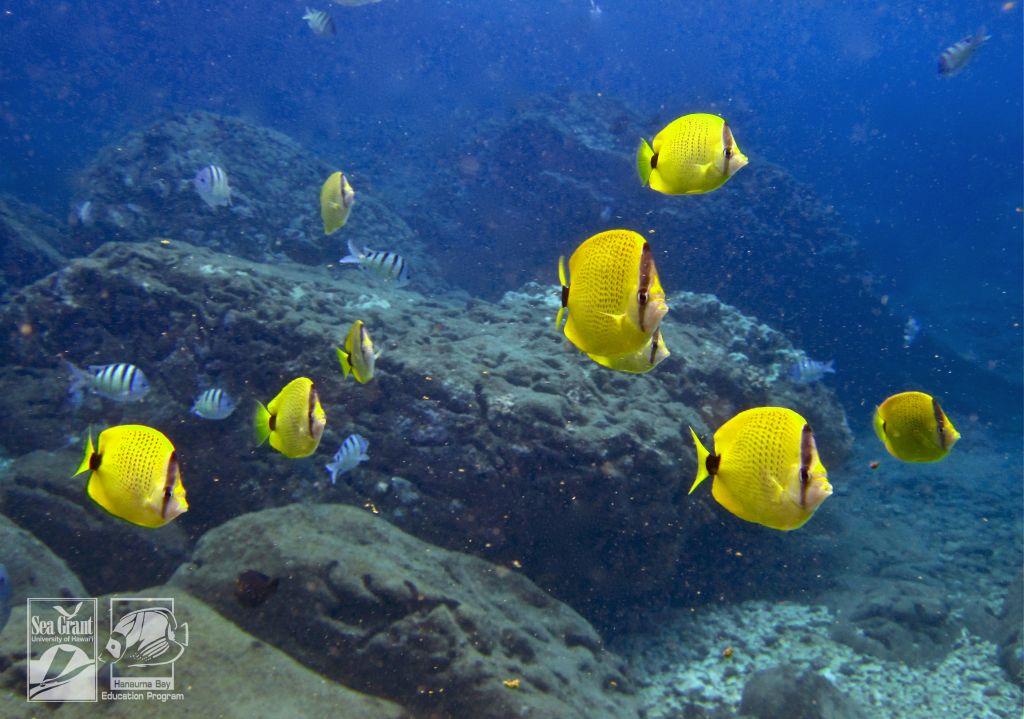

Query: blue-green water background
[1,3,1021,439]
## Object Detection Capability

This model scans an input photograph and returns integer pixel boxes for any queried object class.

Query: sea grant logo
[106,597,188,696]
[26,598,98,702]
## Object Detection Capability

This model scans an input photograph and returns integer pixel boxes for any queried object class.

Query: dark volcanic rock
[0,514,86,601]
[996,572,1023,685]
[170,503,639,719]
[0,240,852,622]
[740,665,867,719]
[0,194,70,292]
[66,110,439,284]
[828,578,956,666]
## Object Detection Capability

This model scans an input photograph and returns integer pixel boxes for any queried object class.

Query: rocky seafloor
[0,102,1018,717]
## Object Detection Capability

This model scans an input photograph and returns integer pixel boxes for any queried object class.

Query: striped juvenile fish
[303,7,336,37]
[68,362,150,403]
[192,165,231,208]
[938,28,989,77]
[787,357,835,385]
[191,388,237,420]
[340,238,410,286]
[325,433,369,485]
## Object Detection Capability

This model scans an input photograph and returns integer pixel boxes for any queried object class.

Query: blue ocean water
[0,1,1021,716]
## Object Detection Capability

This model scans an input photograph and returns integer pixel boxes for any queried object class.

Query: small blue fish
[68,362,150,404]
[903,317,921,348]
[325,434,369,485]
[192,165,231,209]
[0,564,11,634]
[788,358,835,385]
[191,388,237,420]
[340,238,410,286]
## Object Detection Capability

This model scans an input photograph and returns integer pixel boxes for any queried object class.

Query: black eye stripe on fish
[161,451,179,519]
[932,397,947,449]
[307,384,319,435]
[799,423,815,507]
[636,242,654,332]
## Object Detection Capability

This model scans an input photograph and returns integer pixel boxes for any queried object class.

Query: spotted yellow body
[73,425,188,528]
[873,391,960,463]
[557,229,668,358]
[689,407,832,531]
[637,113,748,195]
[255,377,327,458]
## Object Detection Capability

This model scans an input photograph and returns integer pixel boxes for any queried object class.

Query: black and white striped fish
[68,362,150,404]
[340,238,410,286]
[303,7,336,37]
[192,164,231,208]
[938,27,989,77]
[191,387,237,420]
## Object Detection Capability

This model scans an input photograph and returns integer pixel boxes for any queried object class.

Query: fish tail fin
[636,138,655,186]
[339,237,363,265]
[688,427,713,494]
[73,429,96,477]
[253,401,272,446]
[335,347,353,379]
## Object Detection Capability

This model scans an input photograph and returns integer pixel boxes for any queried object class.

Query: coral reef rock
[739,664,868,719]
[0,240,852,622]
[0,513,86,601]
[0,590,410,719]
[828,578,956,666]
[0,194,70,293]
[996,572,1023,685]
[66,110,438,282]
[170,503,639,719]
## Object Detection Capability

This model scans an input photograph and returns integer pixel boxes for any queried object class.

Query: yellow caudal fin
[636,138,654,186]
[73,430,96,477]
[253,400,272,446]
[688,426,711,494]
[335,346,353,379]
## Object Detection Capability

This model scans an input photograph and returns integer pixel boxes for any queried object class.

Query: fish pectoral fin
[597,311,628,328]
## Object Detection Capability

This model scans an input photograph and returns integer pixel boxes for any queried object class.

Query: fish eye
[725,148,733,159]
[638,289,649,304]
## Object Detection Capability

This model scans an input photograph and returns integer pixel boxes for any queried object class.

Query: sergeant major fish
[938,28,989,77]
[325,433,369,485]
[191,388,237,420]
[192,165,231,208]
[303,7,336,37]
[787,358,835,385]
[68,362,150,404]
[340,238,410,286]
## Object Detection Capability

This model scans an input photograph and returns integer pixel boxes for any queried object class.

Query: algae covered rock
[65,110,436,279]
[0,590,410,719]
[0,513,86,601]
[0,194,70,293]
[170,503,639,719]
[740,664,868,719]
[0,240,852,621]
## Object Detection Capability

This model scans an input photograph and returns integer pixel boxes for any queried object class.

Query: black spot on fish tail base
[637,243,654,332]
[799,423,814,507]
[308,385,319,435]
[650,152,659,169]
[268,414,277,432]
[89,452,102,471]
[161,451,179,519]
[560,284,570,308]
[705,453,721,477]
[933,397,947,448]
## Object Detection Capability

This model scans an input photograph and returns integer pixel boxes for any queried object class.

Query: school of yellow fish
[74,111,961,537]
